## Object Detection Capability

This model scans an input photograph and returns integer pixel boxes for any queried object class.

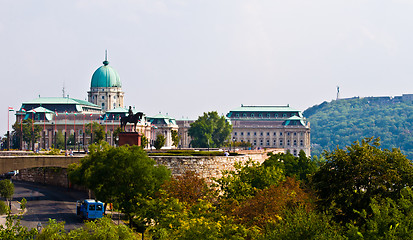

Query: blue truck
[76,199,104,220]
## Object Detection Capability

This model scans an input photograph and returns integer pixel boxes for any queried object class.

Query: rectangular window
[287,140,290,146]
[300,140,304,146]
[247,132,250,136]
[254,132,257,136]
[241,132,244,136]
[260,139,263,146]
[280,132,283,136]
[89,204,96,211]
[294,140,297,146]
[267,132,270,136]
[260,132,263,136]
[253,139,257,146]
[234,132,237,136]
[273,139,277,146]
[273,132,276,136]
[266,139,270,146]
[280,139,283,146]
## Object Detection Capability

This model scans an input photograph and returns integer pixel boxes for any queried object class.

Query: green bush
[0,201,9,214]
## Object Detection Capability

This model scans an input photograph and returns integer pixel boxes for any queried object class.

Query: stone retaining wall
[13,153,270,187]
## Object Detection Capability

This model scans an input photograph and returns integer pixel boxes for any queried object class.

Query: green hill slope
[303,97,413,159]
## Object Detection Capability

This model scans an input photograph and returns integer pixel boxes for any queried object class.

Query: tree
[35,217,138,240]
[55,131,65,149]
[154,134,166,150]
[68,142,171,225]
[171,130,180,147]
[113,126,122,145]
[215,159,285,201]
[0,180,14,213]
[161,171,214,205]
[346,187,413,239]
[232,177,313,228]
[311,137,413,225]
[85,122,105,143]
[11,119,42,150]
[188,111,232,148]
[140,134,148,148]
[265,150,317,184]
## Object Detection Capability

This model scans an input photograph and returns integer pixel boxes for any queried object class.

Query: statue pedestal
[118,132,142,147]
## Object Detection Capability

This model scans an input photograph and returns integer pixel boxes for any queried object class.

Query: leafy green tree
[346,187,413,239]
[215,159,284,201]
[11,119,42,149]
[141,134,149,148]
[232,177,313,228]
[35,217,138,240]
[161,171,215,205]
[188,111,232,148]
[311,137,413,225]
[171,130,180,147]
[261,207,346,240]
[0,179,14,211]
[55,131,65,149]
[0,201,8,214]
[67,133,75,147]
[68,142,171,225]
[85,122,105,143]
[0,213,37,239]
[154,134,166,150]
[265,150,317,184]
[112,126,122,145]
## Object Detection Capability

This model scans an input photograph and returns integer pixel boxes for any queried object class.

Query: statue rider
[128,106,133,117]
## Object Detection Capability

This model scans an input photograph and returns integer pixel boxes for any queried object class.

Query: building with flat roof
[226,105,311,156]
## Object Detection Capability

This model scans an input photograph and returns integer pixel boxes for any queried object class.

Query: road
[12,180,89,231]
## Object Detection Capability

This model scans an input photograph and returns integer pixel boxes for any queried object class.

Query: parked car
[76,199,104,220]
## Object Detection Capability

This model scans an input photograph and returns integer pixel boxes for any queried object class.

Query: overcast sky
[1,0,413,135]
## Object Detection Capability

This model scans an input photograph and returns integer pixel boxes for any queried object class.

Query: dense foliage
[4,138,413,239]
[303,97,413,158]
[188,111,232,148]
[154,134,166,150]
[11,119,42,150]
[68,142,171,225]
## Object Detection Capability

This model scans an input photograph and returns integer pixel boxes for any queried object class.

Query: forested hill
[303,96,413,159]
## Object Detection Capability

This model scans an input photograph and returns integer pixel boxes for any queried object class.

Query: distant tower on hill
[336,86,340,100]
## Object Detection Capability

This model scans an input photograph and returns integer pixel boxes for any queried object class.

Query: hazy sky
[2,0,413,135]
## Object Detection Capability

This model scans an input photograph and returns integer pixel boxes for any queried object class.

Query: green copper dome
[91,60,122,88]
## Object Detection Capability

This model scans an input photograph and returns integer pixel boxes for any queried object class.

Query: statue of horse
[120,112,144,132]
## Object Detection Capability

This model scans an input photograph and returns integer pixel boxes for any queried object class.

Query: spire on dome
[103,50,109,66]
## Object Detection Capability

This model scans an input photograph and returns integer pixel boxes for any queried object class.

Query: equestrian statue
[120,106,144,132]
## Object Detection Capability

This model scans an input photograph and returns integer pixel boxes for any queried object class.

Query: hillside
[303,96,413,159]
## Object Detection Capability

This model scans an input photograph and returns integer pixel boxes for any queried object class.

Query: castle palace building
[226,105,311,156]
[13,56,164,150]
